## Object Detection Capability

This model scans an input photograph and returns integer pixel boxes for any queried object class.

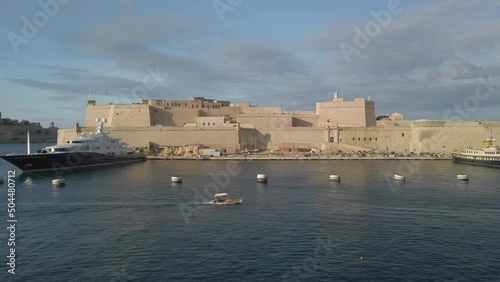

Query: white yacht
[1,118,146,172]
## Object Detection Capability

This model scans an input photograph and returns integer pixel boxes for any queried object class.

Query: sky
[1,0,499,128]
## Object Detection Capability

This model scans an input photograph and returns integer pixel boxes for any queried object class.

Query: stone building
[58,93,500,154]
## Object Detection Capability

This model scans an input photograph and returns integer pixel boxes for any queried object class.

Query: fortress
[57,93,500,154]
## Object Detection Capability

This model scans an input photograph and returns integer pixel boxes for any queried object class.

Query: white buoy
[171,176,182,183]
[257,174,268,183]
[52,179,66,187]
[457,174,469,181]
[394,174,405,181]
[329,174,341,182]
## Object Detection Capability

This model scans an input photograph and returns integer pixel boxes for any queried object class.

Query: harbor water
[1,143,500,281]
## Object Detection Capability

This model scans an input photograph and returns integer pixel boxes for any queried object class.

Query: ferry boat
[452,131,500,168]
[0,118,146,172]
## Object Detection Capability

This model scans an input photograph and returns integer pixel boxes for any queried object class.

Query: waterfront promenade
[147,154,452,161]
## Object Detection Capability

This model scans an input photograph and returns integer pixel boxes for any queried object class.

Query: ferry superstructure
[453,131,500,168]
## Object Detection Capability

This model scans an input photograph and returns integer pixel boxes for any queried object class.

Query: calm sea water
[1,143,500,281]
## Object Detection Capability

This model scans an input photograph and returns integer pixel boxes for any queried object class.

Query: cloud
[3,0,500,125]
[303,0,500,119]
[53,13,332,109]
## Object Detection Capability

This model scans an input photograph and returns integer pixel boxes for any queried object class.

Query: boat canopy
[214,193,228,198]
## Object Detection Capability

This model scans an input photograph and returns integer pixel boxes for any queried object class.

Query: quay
[147,154,452,161]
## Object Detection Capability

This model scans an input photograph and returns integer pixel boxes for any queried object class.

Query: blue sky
[1,0,499,128]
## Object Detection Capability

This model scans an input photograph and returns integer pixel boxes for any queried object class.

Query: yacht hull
[1,152,146,172]
[453,155,500,168]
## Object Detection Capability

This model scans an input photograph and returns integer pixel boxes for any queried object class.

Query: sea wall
[337,120,500,153]
[60,120,500,154]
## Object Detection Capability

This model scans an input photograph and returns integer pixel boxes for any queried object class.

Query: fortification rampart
[69,96,500,155]
[58,126,240,152]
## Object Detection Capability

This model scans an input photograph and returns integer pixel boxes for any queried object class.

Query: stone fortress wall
[58,93,500,154]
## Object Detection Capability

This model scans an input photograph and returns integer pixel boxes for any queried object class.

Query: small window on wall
[352,138,355,141]
[402,133,405,137]
[213,122,215,126]
[203,122,205,126]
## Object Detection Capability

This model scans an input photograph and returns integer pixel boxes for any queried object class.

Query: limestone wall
[240,106,282,114]
[292,116,318,127]
[197,116,226,127]
[58,126,240,152]
[338,127,413,153]
[335,120,500,153]
[85,104,151,127]
[409,120,499,153]
[316,98,376,128]
[237,114,293,129]
[77,100,500,155]
[58,120,500,154]
[150,108,200,127]
[239,128,325,151]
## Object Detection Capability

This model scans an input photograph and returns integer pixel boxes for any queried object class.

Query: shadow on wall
[150,108,174,126]
[292,117,314,127]
[239,128,272,151]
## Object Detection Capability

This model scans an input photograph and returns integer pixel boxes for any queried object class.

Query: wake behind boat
[209,193,243,205]
[0,118,146,172]
[453,130,500,168]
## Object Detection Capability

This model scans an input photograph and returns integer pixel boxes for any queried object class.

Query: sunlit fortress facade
[57,93,500,154]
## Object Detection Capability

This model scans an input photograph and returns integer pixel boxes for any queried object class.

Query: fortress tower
[315,92,376,128]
